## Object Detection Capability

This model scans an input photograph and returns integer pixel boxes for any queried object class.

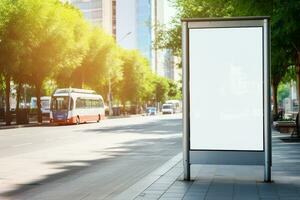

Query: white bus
[50,88,105,124]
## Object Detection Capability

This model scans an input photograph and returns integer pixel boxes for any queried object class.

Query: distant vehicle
[165,100,182,113]
[30,96,51,115]
[50,88,105,124]
[162,103,174,114]
[41,96,51,115]
[30,97,37,109]
[146,107,157,116]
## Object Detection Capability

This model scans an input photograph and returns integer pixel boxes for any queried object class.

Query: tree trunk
[16,82,22,113]
[122,102,126,116]
[272,83,279,116]
[35,83,42,123]
[297,51,300,129]
[108,79,113,116]
[5,76,11,125]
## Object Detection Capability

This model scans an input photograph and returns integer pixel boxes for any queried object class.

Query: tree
[0,75,5,109]
[156,0,300,116]
[71,27,115,89]
[119,49,153,107]
[0,0,16,125]
[19,0,83,122]
[97,46,124,115]
[271,0,300,116]
[271,48,290,115]
[154,75,169,104]
[155,0,233,57]
[54,4,90,88]
[167,79,181,99]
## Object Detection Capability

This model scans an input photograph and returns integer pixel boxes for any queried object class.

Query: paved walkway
[115,131,300,200]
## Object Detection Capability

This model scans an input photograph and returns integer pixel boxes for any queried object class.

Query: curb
[0,123,52,130]
[112,153,182,200]
[0,114,144,130]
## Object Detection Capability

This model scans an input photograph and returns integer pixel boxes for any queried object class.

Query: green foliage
[156,0,299,69]
[71,27,115,89]
[54,4,90,87]
[272,0,300,58]
[0,0,178,118]
[119,49,154,104]
[167,79,180,99]
[281,66,296,84]
[278,83,290,104]
[155,0,234,57]
[155,0,299,115]
[43,79,57,96]
[154,76,170,103]
[0,0,18,77]
[0,74,4,91]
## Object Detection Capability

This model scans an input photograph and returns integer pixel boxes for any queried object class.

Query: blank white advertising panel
[189,27,264,151]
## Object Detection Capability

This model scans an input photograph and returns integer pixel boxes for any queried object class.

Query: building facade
[69,0,176,80]
[66,0,115,35]
[152,0,176,80]
[116,0,152,63]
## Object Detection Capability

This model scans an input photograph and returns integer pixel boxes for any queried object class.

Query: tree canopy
[155,0,300,115]
[0,0,179,124]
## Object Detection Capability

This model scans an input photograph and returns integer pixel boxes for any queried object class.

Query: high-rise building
[112,0,116,36]
[66,0,115,35]
[152,0,176,80]
[116,0,152,63]
[116,0,177,80]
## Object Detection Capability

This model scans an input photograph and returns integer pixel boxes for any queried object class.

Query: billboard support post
[182,21,190,180]
[263,18,272,182]
[182,17,271,182]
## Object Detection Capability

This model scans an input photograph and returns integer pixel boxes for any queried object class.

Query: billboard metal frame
[182,17,271,182]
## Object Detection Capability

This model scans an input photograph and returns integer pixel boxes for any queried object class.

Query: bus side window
[88,99,92,108]
[99,99,104,108]
[83,99,88,109]
[76,98,83,108]
[93,99,98,108]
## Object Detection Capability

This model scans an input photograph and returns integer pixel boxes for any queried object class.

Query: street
[0,114,182,200]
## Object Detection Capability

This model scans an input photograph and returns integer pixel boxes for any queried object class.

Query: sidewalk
[115,131,300,200]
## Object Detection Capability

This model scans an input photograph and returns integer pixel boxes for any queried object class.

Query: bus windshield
[41,99,50,109]
[51,96,69,111]
[163,105,172,109]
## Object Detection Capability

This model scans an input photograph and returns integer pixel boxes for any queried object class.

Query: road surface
[0,114,182,200]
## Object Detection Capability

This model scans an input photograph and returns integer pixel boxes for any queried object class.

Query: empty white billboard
[189,27,264,151]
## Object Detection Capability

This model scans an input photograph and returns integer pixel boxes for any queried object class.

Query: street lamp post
[119,32,132,42]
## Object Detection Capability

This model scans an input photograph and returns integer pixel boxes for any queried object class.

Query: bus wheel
[97,114,101,123]
[76,116,80,125]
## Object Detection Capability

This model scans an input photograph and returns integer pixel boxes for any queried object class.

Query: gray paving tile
[183,196,205,200]
[129,131,300,200]
[233,197,259,200]
[160,193,184,198]
[205,197,233,200]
